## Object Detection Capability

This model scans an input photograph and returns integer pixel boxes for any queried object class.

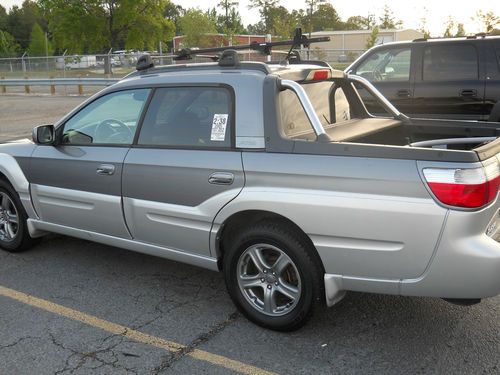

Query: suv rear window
[423,44,478,81]
[138,87,232,148]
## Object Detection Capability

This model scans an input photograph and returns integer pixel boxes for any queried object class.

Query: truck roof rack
[135,28,330,71]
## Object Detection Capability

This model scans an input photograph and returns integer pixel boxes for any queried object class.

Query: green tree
[378,5,402,29]
[39,0,174,53]
[0,30,19,57]
[164,3,185,35]
[443,17,455,37]
[365,26,379,49]
[475,11,500,33]
[0,5,7,31]
[248,0,279,33]
[178,9,218,48]
[246,21,266,35]
[455,23,466,37]
[344,15,375,30]
[28,23,53,56]
[312,3,342,31]
[6,1,46,50]
[418,12,431,39]
[218,0,242,31]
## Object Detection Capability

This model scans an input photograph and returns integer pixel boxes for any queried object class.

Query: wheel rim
[0,192,19,242]
[237,243,302,317]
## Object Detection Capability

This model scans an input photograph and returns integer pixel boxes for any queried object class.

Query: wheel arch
[0,153,29,194]
[0,153,38,220]
[214,209,324,275]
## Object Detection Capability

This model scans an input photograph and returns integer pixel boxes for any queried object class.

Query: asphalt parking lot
[0,95,499,374]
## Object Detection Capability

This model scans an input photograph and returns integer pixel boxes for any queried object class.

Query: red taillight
[312,70,329,80]
[306,69,332,81]
[423,157,500,208]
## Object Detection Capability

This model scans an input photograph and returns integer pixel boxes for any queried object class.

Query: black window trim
[132,83,236,151]
[55,88,154,148]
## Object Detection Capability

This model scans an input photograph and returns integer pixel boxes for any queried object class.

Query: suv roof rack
[412,33,496,42]
[135,28,330,72]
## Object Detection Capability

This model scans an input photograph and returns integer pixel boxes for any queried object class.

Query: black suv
[346,35,500,122]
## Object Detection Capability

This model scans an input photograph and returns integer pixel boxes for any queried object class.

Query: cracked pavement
[0,235,499,374]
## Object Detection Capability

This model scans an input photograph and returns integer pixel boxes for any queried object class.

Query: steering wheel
[95,118,133,143]
[372,69,383,82]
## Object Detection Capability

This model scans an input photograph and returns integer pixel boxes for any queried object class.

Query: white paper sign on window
[211,114,229,141]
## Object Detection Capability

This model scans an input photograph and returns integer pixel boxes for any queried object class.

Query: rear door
[411,42,486,120]
[484,40,500,122]
[349,45,414,115]
[29,88,151,238]
[122,85,244,257]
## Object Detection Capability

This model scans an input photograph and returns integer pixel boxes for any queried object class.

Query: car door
[484,40,500,122]
[122,85,244,257]
[29,88,151,238]
[349,45,414,115]
[411,42,485,120]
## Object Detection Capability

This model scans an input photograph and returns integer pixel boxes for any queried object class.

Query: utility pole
[218,0,239,29]
[45,32,49,72]
[218,0,239,47]
[305,0,325,59]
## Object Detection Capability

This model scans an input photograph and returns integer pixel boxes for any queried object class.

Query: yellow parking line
[0,285,278,375]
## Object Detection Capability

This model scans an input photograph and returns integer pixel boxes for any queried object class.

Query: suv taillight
[423,158,500,208]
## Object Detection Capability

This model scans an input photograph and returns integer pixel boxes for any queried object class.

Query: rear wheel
[0,180,38,252]
[223,221,324,331]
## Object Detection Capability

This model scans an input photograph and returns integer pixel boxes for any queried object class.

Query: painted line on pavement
[0,285,278,375]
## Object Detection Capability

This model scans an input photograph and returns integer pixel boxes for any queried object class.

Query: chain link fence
[0,49,366,79]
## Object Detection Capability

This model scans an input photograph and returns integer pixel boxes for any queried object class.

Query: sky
[1,0,498,36]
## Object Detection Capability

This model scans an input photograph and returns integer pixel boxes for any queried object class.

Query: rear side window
[495,42,500,72]
[138,87,232,148]
[423,45,478,81]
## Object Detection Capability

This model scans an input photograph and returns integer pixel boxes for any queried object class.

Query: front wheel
[223,221,324,331]
[0,180,39,252]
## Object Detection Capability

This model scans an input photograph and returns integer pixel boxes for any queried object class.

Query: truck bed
[280,117,500,163]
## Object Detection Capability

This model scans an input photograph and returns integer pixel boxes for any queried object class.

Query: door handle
[208,172,234,185]
[397,89,411,98]
[96,164,115,175]
[460,89,477,97]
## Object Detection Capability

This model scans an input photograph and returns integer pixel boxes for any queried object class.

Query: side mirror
[32,124,55,145]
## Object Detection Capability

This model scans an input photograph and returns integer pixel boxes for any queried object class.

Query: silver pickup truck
[1,49,499,331]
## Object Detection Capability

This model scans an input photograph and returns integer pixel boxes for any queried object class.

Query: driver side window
[354,47,411,82]
[62,89,150,145]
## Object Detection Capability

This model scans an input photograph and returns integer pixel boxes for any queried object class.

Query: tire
[223,220,324,331]
[0,179,39,253]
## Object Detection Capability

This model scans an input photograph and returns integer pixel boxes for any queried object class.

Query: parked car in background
[346,35,500,122]
[63,55,97,70]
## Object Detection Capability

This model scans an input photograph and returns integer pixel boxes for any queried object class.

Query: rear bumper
[401,203,500,299]
[324,201,500,306]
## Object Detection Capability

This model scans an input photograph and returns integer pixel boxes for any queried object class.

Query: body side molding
[27,219,219,271]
